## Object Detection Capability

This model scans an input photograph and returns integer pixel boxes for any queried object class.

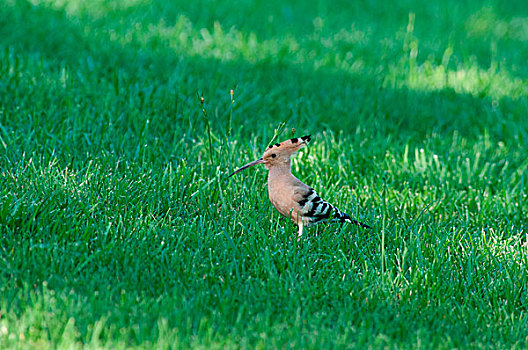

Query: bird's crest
[263,135,311,158]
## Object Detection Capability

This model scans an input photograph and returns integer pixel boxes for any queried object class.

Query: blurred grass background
[1,0,527,348]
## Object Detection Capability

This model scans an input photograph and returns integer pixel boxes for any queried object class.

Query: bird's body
[230,135,370,236]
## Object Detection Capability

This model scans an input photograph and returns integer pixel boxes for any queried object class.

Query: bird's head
[229,135,311,177]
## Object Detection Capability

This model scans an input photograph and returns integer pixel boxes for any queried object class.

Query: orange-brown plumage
[230,135,370,236]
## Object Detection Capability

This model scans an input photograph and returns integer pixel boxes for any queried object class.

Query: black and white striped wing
[297,188,371,229]
[297,188,335,227]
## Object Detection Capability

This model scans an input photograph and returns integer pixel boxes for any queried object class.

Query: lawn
[1,0,528,348]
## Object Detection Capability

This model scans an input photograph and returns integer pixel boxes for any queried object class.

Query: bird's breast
[267,174,308,224]
[268,179,295,217]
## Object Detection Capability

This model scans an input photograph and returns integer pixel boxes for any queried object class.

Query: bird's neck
[268,160,292,179]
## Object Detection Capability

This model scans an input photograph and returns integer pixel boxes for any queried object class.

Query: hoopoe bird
[229,135,371,237]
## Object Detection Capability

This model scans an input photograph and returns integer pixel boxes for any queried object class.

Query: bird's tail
[336,212,371,229]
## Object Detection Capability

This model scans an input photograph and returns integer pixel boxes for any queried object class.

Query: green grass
[1,0,528,348]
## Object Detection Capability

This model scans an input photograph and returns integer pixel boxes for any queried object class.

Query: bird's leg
[297,221,304,240]
[289,209,304,240]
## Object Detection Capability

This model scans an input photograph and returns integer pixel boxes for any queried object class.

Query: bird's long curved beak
[228,158,265,177]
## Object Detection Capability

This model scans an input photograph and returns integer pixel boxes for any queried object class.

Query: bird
[229,134,371,237]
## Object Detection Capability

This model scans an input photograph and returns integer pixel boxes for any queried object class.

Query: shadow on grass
[1,0,527,148]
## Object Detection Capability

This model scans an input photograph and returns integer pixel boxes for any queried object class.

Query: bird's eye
[271,154,277,158]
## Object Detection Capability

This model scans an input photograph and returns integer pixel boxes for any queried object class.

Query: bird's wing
[290,178,371,229]
[293,186,336,227]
